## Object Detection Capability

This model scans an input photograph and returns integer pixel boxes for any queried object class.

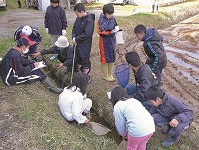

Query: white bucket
[115,30,124,45]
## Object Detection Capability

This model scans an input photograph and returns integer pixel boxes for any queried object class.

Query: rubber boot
[41,77,63,94]
[101,63,114,82]
[108,63,115,81]
[17,1,21,8]
[50,54,58,61]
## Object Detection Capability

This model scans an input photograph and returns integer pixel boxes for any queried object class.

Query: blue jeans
[125,84,151,111]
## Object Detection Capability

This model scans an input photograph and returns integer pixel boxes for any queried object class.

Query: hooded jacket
[142,29,167,72]
[150,93,194,123]
[45,5,67,35]
[40,45,74,67]
[97,13,117,63]
[132,64,159,102]
[72,12,95,59]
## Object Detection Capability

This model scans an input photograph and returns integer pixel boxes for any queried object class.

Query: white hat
[22,25,32,36]
[55,36,69,48]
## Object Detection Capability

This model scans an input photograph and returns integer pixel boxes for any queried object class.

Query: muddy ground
[0,3,199,150]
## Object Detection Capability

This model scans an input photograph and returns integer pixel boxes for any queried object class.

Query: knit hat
[55,36,69,48]
[145,86,164,100]
[17,36,35,47]
[125,51,141,67]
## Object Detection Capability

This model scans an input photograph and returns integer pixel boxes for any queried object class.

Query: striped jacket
[142,29,167,72]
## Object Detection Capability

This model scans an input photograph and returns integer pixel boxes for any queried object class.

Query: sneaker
[161,137,178,147]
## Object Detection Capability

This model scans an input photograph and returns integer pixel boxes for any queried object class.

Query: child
[97,3,118,82]
[110,86,155,150]
[134,24,167,83]
[45,0,67,61]
[125,51,160,111]
[58,72,92,124]
[145,87,194,147]
[33,36,75,72]
[72,3,95,79]
[14,25,42,60]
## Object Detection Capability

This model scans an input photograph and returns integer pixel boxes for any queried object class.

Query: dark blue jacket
[14,26,42,44]
[0,48,35,85]
[150,93,194,123]
[72,12,95,58]
[142,29,167,72]
[40,45,74,67]
[45,5,67,35]
[132,64,159,102]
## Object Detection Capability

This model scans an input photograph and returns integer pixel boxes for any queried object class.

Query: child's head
[125,51,141,68]
[145,86,164,107]
[134,24,146,41]
[51,0,59,7]
[68,72,89,95]
[111,86,130,106]
[103,3,114,19]
[74,3,86,18]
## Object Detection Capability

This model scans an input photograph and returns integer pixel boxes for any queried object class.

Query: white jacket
[114,98,155,137]
[58,86,87,124]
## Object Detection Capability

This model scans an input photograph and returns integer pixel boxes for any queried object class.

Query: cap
[17,36,35,47]
[55,36,69,48]
[22,25,32,36]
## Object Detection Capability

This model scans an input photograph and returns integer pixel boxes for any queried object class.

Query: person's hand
[115,25,119,31]
[72,38,77,45]
[84,118,90,124]
[34,62,39,68]
[169,119,179,127]
[62,29,66,36]
[45,28,49,34]
[58,63,64,68]
[32,52,41,58]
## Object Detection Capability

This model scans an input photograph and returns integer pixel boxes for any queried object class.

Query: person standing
[72,3,95,79]
[134,24,167,83]
[110,86,155,150]
[45,0,68,61]
[145,87,193,147]
[0,37,63,94]
[97,3,119,82]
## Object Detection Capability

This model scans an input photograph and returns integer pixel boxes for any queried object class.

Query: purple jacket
[150,93,193,123]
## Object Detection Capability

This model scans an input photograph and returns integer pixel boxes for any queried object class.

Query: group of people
[0,1,194,150]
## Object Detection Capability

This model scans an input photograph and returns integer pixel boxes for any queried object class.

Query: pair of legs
[125,84,151,111]
[50,34,61,60]
[127,133,153,150]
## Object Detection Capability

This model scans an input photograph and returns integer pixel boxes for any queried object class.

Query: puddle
[176,70,199,84]
[166,52,199,72]
[90,111,122,145]
[164,45,199,60]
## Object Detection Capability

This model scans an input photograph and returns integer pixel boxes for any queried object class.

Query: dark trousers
[152,113,192,139]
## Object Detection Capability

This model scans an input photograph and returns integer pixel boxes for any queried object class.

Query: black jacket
[45,5,67,35]
[142,29,167,72]
[72,12,95,58]
[14,26,42,44]
[132,64,159,102]
[40,45,74,67]
[0,48,35,85]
